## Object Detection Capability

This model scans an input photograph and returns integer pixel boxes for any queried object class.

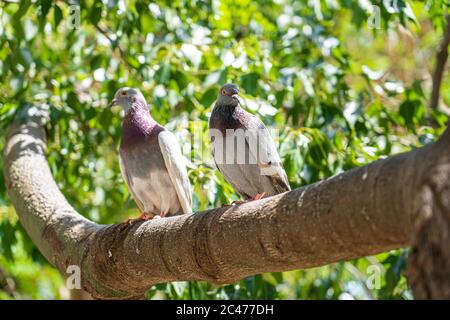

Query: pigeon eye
[121,91,127,96]
[221,88,226,96]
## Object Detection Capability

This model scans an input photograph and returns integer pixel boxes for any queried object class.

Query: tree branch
[429,13,450,110]
[4,105,450,299]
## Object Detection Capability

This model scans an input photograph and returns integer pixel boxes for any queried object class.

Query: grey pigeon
[209,84,291,201]
[111,87,192,221]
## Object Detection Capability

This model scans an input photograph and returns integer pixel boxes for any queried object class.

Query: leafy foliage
[0,0,448,299]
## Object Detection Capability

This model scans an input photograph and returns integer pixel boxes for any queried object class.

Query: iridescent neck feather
[121,100,161,147]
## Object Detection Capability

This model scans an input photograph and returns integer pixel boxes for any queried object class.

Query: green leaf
[53,4,63,29]
[241,72,259,95]
[13,0,32,21]
[156,62,171,84]
[40,0,52,17]
[89,2,103,25]
[0,221,17,261]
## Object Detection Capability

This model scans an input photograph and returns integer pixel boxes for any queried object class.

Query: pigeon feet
[145,212,166,220]
[225,193,267,206]
[125,212,155,224]
[251,193,266,201]
[236,193,266,203]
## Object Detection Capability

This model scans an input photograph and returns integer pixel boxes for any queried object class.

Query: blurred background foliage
[0,0,449,299]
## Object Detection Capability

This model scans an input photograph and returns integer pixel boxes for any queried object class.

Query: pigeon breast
[119,106,187,216]
[119,136,182,216]
[209,102,290,199]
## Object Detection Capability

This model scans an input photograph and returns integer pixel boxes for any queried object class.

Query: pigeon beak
[109,99,118,107]
[231,94,241,104]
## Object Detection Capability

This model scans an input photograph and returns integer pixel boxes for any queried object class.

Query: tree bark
[406,131,450,299]
[407,13,450,299]
[3,105,450,299]
[429,13,450,110]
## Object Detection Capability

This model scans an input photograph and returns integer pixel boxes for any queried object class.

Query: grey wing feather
[212,131,256,198]
[215,161,253,199]
[158,131,193,214]
[245,116,290,192]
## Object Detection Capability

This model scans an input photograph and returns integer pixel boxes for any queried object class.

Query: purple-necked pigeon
[209,84,290,201]
[111,87,192,221]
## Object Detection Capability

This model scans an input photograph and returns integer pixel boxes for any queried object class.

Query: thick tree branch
[429,13,450,110]
[3,105,450,299]
[406,131,450,299]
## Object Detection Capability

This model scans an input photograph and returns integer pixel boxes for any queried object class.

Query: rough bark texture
[406,129,450,299]
[429,13,450,110]
[3,105,450,299]
[406,13,450,298]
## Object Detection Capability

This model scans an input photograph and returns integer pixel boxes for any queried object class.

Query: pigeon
[209,83,291,201]
[110,87,192,221]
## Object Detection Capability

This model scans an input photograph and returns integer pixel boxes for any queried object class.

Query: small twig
[429,13,450,110]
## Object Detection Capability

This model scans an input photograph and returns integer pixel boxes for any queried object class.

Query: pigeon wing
[245,115,291,193]
[158,130,193,214]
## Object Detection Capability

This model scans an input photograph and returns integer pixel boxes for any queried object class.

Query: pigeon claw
[233,193,266,205]
[252,193,266,201]
[222,193,267,207]
[125,212,155,224]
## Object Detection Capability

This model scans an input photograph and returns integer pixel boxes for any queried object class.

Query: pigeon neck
[122,102,159,145]
[128,99,149,112]
[210,102,248,132]
[215,102,241,115]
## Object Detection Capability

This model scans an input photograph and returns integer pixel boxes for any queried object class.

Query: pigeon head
[217,84,240,106]
[110,87,146,112]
